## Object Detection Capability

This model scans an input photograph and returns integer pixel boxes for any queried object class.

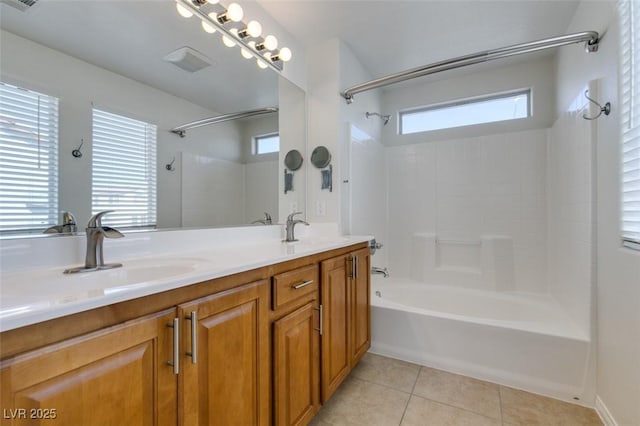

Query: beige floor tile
[314,375,410,426]
[400,395,501,426]
[500,386,603,426]
[412,367,501,420]
[350,352,421,393]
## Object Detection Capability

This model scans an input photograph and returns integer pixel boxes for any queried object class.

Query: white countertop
[0,225,371,332]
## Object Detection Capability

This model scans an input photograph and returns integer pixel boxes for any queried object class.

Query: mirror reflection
[0,0,305,236]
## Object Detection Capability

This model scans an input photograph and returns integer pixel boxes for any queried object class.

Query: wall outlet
[289,202,298,213]
[315,201,326,216]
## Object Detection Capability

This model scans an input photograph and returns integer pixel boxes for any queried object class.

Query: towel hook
[166,157,176,171]
[71,139,84,158]
[583,89,611,120]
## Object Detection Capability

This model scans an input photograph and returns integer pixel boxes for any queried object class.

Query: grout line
[398,365,423,425]
[498,385,505,425]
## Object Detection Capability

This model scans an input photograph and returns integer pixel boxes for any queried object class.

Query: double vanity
[0,225,371,425]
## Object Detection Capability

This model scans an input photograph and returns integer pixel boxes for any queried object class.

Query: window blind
[620,0,640,250]
[0,82,59,233]
[92,109,157,229]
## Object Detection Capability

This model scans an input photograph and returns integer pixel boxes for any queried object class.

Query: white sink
[0,256,212,308]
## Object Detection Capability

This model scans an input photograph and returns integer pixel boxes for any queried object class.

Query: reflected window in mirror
[92,109,157,229]
[0,82,59,234]
[254,133,280,155]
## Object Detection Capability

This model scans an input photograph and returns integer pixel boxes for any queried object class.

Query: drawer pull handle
[186,311,197,364]
[292,280,314,290]
[167,318,179,375]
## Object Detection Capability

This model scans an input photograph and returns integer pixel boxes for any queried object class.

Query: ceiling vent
[1,0,39,12]
[163,47,213,73]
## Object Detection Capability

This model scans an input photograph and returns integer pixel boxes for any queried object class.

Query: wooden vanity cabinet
[0,308,178,426]
[271,264,321,426]
[319,248,371,403]
[178,279,270,426]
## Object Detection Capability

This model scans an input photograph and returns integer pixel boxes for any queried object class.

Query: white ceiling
[0,0,581,110]
[260,0,581,80]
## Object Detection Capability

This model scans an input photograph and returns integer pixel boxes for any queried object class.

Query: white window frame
[0,81,59,234]
[91,108,157,229]
[253,132,280,155]
[619,0,640,251]
[399,89,531,135]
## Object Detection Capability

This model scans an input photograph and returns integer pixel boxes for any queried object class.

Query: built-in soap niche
[410,233,514,291]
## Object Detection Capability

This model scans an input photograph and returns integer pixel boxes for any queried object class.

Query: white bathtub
[370,276,593,403]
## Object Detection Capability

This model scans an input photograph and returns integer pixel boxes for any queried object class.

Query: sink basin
[0,256,212,309]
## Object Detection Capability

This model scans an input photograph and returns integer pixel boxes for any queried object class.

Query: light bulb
[201,13,217,33]
[222,28,238,47]
[226,3,244,22]
[176,2,193,18]
[276,47,292,62]
[257,58,268,69]
[241,41,256,59]
[263,35,278,51]
[246,20,262,38]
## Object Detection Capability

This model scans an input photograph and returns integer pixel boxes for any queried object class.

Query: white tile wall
[386,128,548,293]
[546,86,594,335]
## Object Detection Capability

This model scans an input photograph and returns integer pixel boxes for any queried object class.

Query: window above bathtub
[399,89,531,135]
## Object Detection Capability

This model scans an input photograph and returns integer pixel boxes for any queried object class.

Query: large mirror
[0,0,305,236]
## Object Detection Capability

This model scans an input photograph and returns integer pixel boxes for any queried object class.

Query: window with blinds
[620,0,640,250]
[0,82,59,234]
[92,109,157,229]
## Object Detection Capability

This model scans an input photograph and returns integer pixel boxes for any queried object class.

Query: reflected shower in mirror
[0,0,306,237]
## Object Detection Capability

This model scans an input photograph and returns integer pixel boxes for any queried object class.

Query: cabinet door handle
[167,318,179,375]
[186,311,197,364]
[292,280,314,290]
[352,255,358,279]
[313,305,323,336]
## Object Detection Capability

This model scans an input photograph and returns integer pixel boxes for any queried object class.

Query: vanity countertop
[0,231,371,332]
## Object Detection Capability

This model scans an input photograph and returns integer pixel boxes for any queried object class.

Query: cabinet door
[0,309,177,426]
[350,248,371,365]
[320,254,351,403]
[273,302,320,426]
[179,280,269,426]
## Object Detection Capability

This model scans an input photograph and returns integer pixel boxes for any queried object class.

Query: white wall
[547,85,596,338]
[555,1,640,424]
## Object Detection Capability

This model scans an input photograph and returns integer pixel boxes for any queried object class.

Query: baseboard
[595,395,618,426]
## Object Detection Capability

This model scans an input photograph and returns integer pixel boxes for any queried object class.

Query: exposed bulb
[276,47,292,62]
[201,13,217,33]
[246,20,262,38]
[222,28,238,47]
[263,35,278,51]
[176,2,193,18]
[257,58,268,69]
[241,41,256,59]
[226,3,244,22]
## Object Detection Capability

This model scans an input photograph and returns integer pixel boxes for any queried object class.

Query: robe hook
[583,90,611,120]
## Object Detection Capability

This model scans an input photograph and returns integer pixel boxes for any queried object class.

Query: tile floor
[310,353,602,426]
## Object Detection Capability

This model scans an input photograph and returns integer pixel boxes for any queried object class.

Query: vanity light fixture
[174,0,291,71]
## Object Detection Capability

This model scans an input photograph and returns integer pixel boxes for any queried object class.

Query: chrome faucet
[64,210,124,274]
[43,211,77,234]
[371,267,389,278]
[284,212,309,242]
[251,212,273,225]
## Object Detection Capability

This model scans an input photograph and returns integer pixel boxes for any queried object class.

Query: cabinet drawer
[272,264,318,310]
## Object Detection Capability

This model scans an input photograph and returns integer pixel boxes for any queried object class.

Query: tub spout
[371,267,389,278]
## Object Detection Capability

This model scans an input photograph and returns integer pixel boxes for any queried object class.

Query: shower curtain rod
[171,107,278,138]
[341,31,600,104]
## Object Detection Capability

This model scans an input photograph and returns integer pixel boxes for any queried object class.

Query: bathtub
[370,275,593,403]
